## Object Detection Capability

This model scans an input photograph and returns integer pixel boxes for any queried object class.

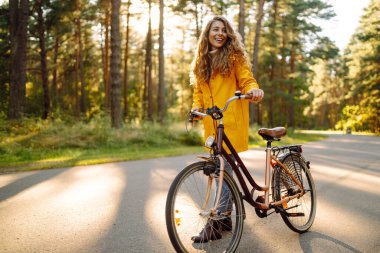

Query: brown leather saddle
[258,127,287,141]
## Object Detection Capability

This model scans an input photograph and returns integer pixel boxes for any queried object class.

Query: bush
[178,129,203,146]
[335,105,379,133]
[0,116,204,152]
[248,125,262,143]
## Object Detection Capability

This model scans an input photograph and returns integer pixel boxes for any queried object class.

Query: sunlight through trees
[0,0,378,133]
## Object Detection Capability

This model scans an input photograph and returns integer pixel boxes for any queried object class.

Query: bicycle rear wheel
[166,161,244,253]
[273,154,317,233]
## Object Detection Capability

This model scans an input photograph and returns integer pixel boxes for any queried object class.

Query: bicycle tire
[273,154,317,233]
[166,161,244,253]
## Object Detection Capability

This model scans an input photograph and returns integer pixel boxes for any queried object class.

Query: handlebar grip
[235,90,252,100]
[243,93,253,99]
[188,109,204,122]
[188,111,196,123]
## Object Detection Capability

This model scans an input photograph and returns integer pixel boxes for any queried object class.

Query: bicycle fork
[201,155,225,217]
[202,122,227,217]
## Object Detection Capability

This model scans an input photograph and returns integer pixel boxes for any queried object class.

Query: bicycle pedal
[285,212,305,217]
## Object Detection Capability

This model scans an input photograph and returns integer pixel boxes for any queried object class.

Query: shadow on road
[92,159,175,252]
[0,168,67,202]
[300,231,361,253]
[303,135,380,177]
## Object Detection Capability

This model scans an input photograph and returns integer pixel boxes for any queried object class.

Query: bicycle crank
[275,205,305,217]
[254,195,268,218]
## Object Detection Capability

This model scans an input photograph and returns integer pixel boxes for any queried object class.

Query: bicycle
[165,91,317,253]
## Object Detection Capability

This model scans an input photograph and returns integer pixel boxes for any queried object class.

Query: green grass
[0,117,327,173]
[0,146,203,173]
[0,116,203,173]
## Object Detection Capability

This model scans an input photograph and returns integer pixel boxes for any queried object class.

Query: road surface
[0,134,379,252]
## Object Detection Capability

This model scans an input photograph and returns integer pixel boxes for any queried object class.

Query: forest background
[0,0,379,171]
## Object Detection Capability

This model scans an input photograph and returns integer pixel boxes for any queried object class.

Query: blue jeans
[215,155,234,214]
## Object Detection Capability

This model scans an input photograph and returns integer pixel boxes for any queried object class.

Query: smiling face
[208,20,227,50]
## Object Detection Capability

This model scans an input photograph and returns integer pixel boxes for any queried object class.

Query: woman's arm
[235,61,264,103]
[192,81,204,110]
[235,60,259,92]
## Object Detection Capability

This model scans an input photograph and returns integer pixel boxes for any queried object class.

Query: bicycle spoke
[273,155,316,233]
[166,162,244,252]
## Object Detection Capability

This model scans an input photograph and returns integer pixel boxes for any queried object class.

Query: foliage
[0,115,204,171]
[0,4,10,113]
[0,115,326,172]
[258,0,335,128]
[0,0,377,133]
[336,104,379,133]
[0,115,202,149]
[337,0,380,133]
[305,40,343,129]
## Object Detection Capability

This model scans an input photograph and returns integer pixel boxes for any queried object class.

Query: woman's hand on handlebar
[189,108,202,122]
[189,90,263,121]
[246,88,264,104]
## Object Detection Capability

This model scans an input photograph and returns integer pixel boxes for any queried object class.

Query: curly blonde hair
[192,16,251,85]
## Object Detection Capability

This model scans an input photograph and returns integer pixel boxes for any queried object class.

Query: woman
[190,16,264,243]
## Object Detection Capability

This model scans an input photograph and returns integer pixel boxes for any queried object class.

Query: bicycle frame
[166,93,316,253]
[208,121,305,213]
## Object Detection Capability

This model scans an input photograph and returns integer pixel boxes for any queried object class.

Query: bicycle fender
[278,152,310,169]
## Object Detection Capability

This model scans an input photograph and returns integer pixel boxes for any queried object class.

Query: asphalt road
[0,134,379,253]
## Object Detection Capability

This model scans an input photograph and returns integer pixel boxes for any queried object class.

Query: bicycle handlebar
[190,91,252,120]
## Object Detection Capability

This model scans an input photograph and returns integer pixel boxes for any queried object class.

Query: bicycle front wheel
[273,154,317,233]
[166,161,244,253]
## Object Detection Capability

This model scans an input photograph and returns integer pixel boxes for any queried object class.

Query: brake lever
[188,111,195,123]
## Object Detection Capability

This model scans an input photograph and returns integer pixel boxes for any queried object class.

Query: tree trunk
[123,0,131,120]
[8,0,28,119]
[102,6,111,109]
[238,0,245,42]
[252,0,265,79]
[157,0,165,123]
[145,0,153,121]
[75,0,86,115]
[110,0,122,128]
[74,21,80,117]
[288,32,295,128]
[250,0,265,126]
[52,35,59,109]
[280,17,288,125]
[268,0,278,127]
[36,0,50,119]
[195,3,200,40]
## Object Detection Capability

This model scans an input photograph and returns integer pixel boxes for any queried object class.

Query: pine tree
[251,0,265,126]
[110,0,122,128]
[171,0,207,40]
[8,0,29,119]
[338,0,380,133]
[35,0,50,119]
[158,0,165,123]
[123,0,131,120]
[144,0,153,121]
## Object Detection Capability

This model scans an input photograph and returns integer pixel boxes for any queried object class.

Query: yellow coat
[192,60,259,153]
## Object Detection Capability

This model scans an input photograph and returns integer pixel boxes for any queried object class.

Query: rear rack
[272,145,302,158]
